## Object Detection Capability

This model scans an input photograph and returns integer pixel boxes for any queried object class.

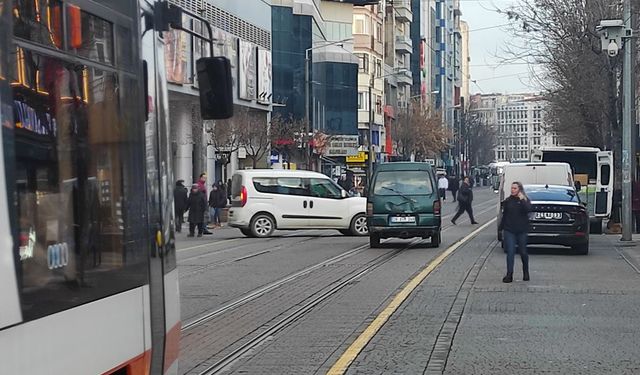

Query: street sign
[326,135,359,157]
[425,158,435,165]
[347,151,368,163]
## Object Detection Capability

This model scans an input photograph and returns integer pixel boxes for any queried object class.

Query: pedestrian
[196,173,213,234]
[449,175,459,201]
[174,180,188,232]
[438,174,449,201]
[186,183,207,237]
[227,178,233,202]
[209,182,228,228]
[498,181,532,283]
[451,176,478,225]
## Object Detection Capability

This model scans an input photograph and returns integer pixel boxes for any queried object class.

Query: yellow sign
[347,152,367,163]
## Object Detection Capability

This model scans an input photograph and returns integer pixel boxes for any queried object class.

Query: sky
[460,0,542,95]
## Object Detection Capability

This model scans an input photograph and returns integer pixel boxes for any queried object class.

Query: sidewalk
[345,231,640,375]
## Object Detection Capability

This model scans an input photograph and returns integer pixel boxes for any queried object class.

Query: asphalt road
[176,187,640,375]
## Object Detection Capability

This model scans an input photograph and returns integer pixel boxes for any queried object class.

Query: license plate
[533,212,563,220]
[391,216,416,223]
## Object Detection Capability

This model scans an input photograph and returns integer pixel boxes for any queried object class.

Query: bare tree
[394,99,452,160]
[269,114,309,163]
[235,109,270,169]
[209,107,244,174]
[464,114,497,166]
[497,0,622,176]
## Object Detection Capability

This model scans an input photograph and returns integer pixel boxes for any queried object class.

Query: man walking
[196,173,213,235]
[451,176,478,225]
[209,182,228,228]
[438,174,449,201]
[449,175,459,201]
[186,183,207,237]
[174,180,188,232]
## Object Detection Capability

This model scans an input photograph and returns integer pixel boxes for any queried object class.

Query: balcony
[397,70,412,86]
[395,35,413,55]
[394,0,413,23]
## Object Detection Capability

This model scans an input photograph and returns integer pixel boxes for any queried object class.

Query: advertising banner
[238,40,257,100]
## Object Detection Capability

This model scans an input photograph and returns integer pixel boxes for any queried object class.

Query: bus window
[7,45,148,322]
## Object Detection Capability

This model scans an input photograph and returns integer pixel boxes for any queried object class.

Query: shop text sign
[326,135,359,157]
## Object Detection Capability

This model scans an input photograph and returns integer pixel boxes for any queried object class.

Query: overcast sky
[461,0,542,95]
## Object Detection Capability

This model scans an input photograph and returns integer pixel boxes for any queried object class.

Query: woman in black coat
[186,183,207,237]
[498,181,532,283]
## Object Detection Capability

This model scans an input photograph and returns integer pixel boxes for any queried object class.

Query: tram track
[179,201,499,375]
[180,198,499,329]
[193,240,422,375]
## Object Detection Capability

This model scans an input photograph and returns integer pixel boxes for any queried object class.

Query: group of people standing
[439,174,531,283]
[174,173,230,237]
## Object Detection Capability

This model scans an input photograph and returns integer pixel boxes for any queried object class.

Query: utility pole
[621,0,635,241]
[368,74,374,184]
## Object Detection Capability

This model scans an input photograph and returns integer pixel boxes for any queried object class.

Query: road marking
[326,218,497,375]
[177,237,242,252]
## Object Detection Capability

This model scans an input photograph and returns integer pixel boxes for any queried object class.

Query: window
[358,92,368,110]
[309,178,343,199]
[253,177,310,196]
[357,53,369,74]
[13,0,64,50]
[7,47,146,322]
[375,58,382,77]
[373,171,435,196]
[374,22,382,41]
[68,7,114,65]
[353,14,368,34]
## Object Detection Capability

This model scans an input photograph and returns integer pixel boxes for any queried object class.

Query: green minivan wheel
[430,231,441,248]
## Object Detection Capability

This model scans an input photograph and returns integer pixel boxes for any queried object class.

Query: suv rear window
[525,186,579,202]
[373,171,434,196]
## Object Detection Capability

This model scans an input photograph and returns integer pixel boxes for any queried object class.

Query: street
[177,187,640,375]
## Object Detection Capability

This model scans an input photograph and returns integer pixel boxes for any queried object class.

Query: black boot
[523,270,530,281]
[502,272,513,283]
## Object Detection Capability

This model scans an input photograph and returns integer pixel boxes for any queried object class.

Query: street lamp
[304,38,353,171]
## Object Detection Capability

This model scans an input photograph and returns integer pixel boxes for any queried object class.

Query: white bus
[531,147,613,233]
[0,1,232,373]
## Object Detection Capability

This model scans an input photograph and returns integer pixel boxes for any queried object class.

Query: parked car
[497,162,575,241]
[228,170,368,238]
[516,184,589,254]
[367,162,441,248]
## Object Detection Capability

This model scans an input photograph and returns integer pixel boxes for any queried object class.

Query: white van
[228,170,368,237]
[497,162,574,240]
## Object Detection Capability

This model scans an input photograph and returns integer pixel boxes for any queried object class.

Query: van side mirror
[341,190,348,199]
[196,57,233,120]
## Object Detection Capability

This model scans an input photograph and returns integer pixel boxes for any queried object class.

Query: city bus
[0,1,232,374]
[531,146,613,233]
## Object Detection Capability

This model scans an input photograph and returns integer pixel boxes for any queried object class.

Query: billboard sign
[238,40,257,100]
[326,135,359,157]
[257,49,272,104]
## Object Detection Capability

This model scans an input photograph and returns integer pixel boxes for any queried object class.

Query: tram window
[13,0,64,50]
[6,49,148,322]
[67,7,114,65]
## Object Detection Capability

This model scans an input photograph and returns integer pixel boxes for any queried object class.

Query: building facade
[470,94,558,162]
[272,0,363,173]
[166,0,272,185]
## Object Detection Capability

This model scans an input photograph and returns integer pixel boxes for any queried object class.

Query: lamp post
[304,38,353,170]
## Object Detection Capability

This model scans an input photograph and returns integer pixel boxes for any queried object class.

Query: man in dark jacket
[451,176,478,225]
[209,182,227,228]
[174,180,188,232]
[186,183,207,237]
[449,175,459,201]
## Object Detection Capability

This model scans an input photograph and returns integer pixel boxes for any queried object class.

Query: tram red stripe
[164,321,182,373]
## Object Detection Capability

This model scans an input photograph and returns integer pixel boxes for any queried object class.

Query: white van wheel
[350,214,369,236]
[251,214,275,237]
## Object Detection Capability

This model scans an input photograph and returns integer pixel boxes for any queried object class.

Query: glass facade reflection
[272,6,311,120]
[312,62,358,135]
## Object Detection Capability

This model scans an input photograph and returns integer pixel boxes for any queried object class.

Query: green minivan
[367,162,442,248]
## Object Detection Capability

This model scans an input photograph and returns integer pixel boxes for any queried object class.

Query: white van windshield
[373,171,434,196]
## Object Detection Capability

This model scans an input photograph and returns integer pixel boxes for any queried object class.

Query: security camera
[607,40,619,57]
